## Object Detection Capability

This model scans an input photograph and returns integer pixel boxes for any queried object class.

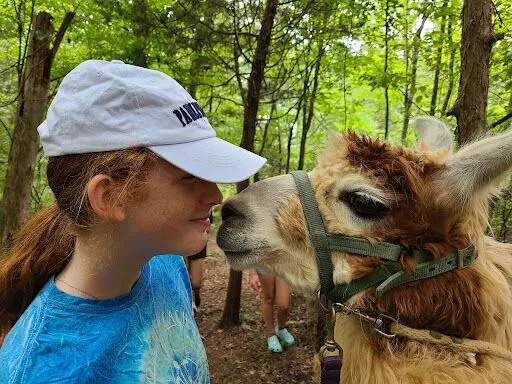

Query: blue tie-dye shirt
[0,256,210,383]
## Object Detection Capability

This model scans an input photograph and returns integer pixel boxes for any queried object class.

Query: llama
[217,117,512,383]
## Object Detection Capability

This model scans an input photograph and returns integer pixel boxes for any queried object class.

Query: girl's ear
[87,175,126,222]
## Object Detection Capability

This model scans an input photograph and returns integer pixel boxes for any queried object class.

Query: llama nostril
[221,200,244,222]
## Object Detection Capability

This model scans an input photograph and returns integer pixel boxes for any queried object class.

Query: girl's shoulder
[0,256,199,383]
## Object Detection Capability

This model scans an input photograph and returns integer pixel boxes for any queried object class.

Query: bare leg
[189,258,205,307]
[274,277,291,329]
[258,272,276,336]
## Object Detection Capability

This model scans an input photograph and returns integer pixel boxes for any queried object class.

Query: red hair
[0,148,158,344]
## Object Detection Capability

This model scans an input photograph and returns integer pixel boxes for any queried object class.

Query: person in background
[185,211,213,315]
[0,59,265,383]
[249,269,295,353]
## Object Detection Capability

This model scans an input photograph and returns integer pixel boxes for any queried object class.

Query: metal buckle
[457,247,471,269]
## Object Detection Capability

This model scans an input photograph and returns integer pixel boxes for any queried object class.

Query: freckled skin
[122,161,223,258]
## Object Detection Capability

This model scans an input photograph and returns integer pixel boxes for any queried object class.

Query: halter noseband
[291,170,476,303]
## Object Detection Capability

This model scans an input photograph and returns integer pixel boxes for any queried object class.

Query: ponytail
[0,204,74,344]
[0,147,158,345]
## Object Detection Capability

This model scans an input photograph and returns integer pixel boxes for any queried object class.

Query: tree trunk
[441,19,456,116]
[258,101,276,157]
[233,9,246,107]
[430,0,449,116]
[447,0,503,145]
[402,0,410,141]
[401,4,430,143]
[130,0,150,68]
[254,101,276,183]
[285,86,306,173]
[298,46,323,170]
[384,0,390,139]
[1,11,74,247]
[220,0,278,329]
[278,127,283,174]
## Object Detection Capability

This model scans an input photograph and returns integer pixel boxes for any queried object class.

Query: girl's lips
[191,217,211,231]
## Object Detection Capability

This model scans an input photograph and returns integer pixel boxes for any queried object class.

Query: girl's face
[120,160,223,257]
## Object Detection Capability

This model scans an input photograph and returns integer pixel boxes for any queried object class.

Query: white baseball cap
[37,59,266,183]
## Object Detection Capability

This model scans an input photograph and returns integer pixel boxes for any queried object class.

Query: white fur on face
[218,174,297,250]
[218,169,393,294]
[218,175,296,258]
[218,174,322,292]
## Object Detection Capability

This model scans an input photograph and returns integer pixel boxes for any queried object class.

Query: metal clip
[333,303,397,339]
[373,313,397,338]
[319,305,343,362]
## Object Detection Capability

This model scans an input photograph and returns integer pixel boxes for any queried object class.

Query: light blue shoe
[267,334,283,353]
[275,326,295,347]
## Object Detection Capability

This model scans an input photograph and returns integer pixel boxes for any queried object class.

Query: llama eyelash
[339,191,390,220]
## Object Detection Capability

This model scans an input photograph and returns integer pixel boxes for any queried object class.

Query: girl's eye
[339,191,389,220]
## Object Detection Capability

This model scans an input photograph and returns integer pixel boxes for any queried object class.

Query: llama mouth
[223,249,252,257]
[222,247,271,271]
[222,247,270,258]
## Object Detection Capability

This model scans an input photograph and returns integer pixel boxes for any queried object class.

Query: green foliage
[1,0,512,234]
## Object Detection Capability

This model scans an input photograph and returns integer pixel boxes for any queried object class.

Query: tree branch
[490,111,512,129]
[488,32,505,44]
[50,11,75,60]
[0,117,13,143]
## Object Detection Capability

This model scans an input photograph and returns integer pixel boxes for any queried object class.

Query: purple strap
[321,355,342,384]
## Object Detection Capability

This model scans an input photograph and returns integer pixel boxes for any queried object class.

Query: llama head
[217,117,512,336]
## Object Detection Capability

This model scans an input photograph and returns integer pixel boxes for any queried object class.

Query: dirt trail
[197,230,317,384]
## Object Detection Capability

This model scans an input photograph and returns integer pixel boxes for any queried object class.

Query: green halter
[291,170,476,303]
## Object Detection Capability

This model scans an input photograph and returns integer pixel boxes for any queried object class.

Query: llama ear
[442,130,512,204]
[413,116,453,152]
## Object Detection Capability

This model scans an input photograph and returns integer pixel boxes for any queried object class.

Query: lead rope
[334,303,512,363]
[390,323,512,362]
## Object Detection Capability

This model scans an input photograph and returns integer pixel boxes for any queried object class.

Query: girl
[249,269,295,353]
[184,212,213,316]
[0,59,265,383]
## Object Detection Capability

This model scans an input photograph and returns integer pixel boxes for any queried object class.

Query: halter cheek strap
[290,170,476,303]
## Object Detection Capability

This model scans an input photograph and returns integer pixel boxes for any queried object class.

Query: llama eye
[339,191,389,220]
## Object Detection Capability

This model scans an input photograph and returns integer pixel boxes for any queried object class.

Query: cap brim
[149,137,266,183]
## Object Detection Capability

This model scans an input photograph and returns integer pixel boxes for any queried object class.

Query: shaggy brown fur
[313,134,512,383]
[218,123,512,383]
[282,133,512,382]
[341,134,485,337]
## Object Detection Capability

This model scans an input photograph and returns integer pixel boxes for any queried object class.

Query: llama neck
[334,312,512,384]
[332,243,512,383]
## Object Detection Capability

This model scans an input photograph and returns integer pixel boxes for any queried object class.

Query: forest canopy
[0,0,511,240]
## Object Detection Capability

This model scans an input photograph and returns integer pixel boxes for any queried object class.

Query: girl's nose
[201,181,223,206]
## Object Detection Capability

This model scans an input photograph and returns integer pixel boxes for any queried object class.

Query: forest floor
[196,229,318,384]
